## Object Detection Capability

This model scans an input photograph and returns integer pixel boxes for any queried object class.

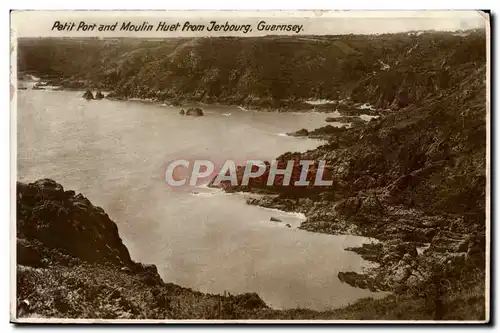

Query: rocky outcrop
[185,107,204,116]
[176,107,204,116]
[287,128,309,137]
[82,89,94,100]
[95,90,104,100]
[32,82,49,90]
[17,179,134,269]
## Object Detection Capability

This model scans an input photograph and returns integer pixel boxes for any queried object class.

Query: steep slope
[18,30,486,110]
[208,36,488,320]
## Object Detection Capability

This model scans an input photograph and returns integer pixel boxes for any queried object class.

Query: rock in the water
[287,128,309,137]
[270,217,282,222]
[82,89,94,100]
[285,224,291,228]
[185,107,204,116]
[179,109,185,115]
[95,91,104,100]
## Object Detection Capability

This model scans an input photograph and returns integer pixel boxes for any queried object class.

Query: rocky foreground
[16,179,485,320]
[16,30,487,320]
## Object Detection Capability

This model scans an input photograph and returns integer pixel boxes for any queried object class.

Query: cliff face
[18,31,485,110]
[17,179,134,269]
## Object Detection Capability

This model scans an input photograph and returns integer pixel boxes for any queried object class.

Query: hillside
[205,33,488,320]
[17,31,485,111]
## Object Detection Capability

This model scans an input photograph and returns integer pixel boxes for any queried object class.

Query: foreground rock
[19,31,486,114]
[95,90,104,100]
[185,107,204,116]
[82,89,94,100]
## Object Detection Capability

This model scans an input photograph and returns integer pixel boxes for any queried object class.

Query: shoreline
[14,178,388,319]
[21,81,374,140]
[18,75,383,117]
[21,76,485,299]
[14,29,487,321]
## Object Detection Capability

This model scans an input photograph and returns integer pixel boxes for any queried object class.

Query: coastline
[15,178,484,320]
[19,74,383,117]
[21,72,487,303]
[14,28,487,320]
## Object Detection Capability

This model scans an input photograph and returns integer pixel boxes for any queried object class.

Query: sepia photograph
[10,10,490,323]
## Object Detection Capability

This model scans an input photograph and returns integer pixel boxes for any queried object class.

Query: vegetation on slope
[208,32,488,321]
[18,30,485,110]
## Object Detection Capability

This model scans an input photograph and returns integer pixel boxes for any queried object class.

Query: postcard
[10,10,490,323]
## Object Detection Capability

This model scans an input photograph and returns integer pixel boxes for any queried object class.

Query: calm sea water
[17,88,383,310]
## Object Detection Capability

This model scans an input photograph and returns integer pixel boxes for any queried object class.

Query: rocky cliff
[15,179,486,320]
[18,30,485,111]
[208,36,488,320]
